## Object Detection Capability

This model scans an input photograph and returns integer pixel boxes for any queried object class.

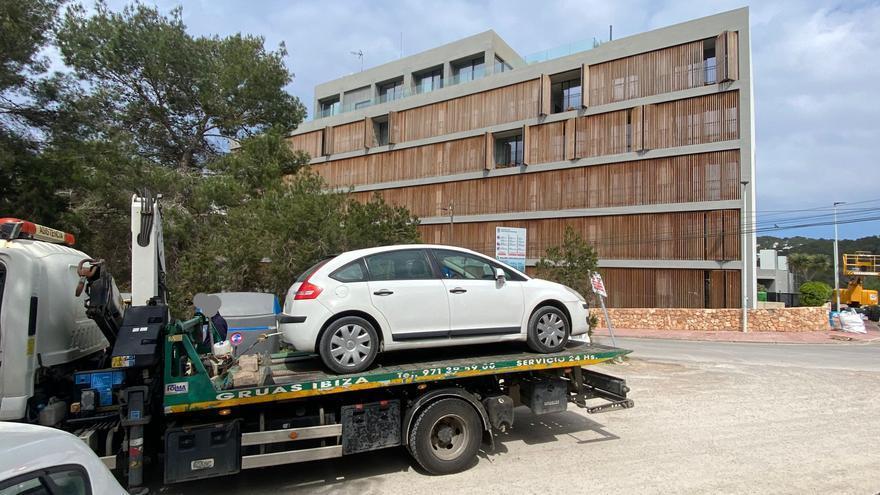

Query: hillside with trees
[757,235,880,290]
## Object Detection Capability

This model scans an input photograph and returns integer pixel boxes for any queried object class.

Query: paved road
[161,340,880,494]
[593,336,880,371]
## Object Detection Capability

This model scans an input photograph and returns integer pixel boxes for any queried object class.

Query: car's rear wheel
[319,316,379,374]
[526,306,569,353]
[408,398,482,475]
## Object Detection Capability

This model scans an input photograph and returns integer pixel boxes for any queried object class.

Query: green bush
[799,281,833,307]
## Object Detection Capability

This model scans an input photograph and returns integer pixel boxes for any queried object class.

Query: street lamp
[833,201,846,312]
[741,180,749,333]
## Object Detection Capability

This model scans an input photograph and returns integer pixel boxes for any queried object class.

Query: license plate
[191,458,215,470]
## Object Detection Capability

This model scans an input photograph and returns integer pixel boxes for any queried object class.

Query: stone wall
[592,307,829,332]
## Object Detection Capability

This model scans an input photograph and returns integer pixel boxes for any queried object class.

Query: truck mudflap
[571,367,635,414]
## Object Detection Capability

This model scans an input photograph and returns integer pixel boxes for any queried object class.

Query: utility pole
[833,201,845,312]
[740,180,749,332]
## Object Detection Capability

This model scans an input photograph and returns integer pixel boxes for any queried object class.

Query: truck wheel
[408,398,482,475]
[526,306,569,353]
[319,316,379,374]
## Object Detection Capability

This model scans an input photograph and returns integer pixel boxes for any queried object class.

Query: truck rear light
[293,281,323,300]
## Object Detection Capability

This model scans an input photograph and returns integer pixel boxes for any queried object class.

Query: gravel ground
[160,351,880,495]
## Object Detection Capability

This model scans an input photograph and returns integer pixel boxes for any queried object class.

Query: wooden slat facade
[312,135,486,186]
[330,120,366,154]
[527,121,566,165]
[589,39,710,106]
[352,151,740,217]
[286,129,323,158]
[417,210,741,262]
[574,110,630,158]
[394,79,541,143]
[643,91,739,149]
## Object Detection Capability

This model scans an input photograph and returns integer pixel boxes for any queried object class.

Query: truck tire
[526,306,569,353]
[318,316,379,374]
[408,398,481,475]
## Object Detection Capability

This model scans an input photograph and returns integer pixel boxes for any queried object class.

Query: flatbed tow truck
[0,195,633,493]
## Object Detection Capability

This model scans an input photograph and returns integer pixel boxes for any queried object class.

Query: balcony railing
[312,65,499,120]
[523,37,602,64]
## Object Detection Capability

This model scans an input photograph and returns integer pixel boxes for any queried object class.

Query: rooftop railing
[523,37,604,64]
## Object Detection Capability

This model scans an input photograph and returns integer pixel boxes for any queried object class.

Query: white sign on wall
[495,227,527,272]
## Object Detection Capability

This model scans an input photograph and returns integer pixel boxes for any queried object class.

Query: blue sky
[101,0,880,239]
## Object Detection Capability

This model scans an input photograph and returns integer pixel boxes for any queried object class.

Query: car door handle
[449,287,467,294]
[373,289,394,296]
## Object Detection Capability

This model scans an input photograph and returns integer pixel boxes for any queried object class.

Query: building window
[414,67,443,94]
[378,78,404,103]
[703,38,717,85]
[494,130,523,168]
[551,76,581,113]
[373,116,389,146]
[318,96,340,118]
[452,55,485,84]
[494,55,512,74]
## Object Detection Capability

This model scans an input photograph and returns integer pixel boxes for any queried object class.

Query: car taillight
[294,281,323,300]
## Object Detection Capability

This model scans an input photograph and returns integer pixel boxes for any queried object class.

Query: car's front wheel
[319,316,379,374]
[526,306,570,353]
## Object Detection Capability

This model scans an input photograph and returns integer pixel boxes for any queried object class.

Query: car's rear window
[330,260,367,282]
[295,258,332,283]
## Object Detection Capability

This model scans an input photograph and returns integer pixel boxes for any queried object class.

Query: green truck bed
[163,340,631,414]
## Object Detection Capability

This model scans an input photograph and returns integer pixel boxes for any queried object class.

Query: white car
[279,244,590,373]
[0,423,127,494]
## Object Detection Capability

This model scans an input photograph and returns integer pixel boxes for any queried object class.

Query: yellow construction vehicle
[836,252,880,307]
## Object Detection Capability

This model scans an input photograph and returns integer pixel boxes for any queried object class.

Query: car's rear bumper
[278,301,332,352]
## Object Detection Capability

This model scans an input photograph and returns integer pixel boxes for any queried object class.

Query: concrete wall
[593,307,829,332]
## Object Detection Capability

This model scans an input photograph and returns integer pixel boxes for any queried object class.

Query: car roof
[0,423,89,475]
[327,244,530,279]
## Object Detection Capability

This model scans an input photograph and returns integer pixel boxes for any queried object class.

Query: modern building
[757,249,794,294]
[286,8,756,308]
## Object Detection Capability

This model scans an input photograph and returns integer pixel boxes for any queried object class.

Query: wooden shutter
[322,126,334,155]
[642,104,655,150]
[388,110,400,144]
[717,31,739,82]
[484,131,494,170]
[522,125,530,166]
[631,105,644,152]
[580,64,589,108]
[564,118,576,160]
[363,116,375,149]
[539,74,551,116]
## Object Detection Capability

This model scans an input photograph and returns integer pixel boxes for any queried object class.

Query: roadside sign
[495,227,527,271]
[591,272,607,297]
[229,332,243,347]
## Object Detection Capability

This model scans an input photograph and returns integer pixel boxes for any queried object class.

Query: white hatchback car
[279,245,590,373]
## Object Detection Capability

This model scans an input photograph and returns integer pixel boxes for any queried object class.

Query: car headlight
[563,285,586,302]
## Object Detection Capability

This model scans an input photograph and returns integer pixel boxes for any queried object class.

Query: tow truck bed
[163,341,630,413]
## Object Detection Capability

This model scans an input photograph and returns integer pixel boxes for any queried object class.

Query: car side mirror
[495,267,506,283]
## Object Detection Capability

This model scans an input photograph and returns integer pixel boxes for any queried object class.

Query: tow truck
[0,194,634,493]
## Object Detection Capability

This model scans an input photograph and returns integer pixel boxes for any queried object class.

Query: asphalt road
[160,340,880,495]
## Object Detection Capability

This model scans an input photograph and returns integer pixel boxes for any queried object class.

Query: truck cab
[0,219,109,421]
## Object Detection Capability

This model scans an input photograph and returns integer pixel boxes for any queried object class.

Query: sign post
[590,272,620,354]
[495,227,527,272]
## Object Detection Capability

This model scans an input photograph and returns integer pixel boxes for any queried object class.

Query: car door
[365,249,450,341]
[431,249,525,338]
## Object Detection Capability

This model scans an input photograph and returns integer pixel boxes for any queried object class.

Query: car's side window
[432,250,497,281]
[0,465,91,495]
[432,249,526,282]
[329,260,367,282]
[0,476,50,495]
[364,250,434,281]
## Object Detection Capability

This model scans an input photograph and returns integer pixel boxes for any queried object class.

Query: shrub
[799,281,832,307]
